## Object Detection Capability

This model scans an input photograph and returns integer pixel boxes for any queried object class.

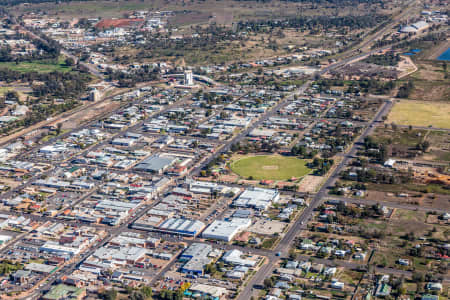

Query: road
[190,81,311,177]
[61,49,105,80]
[237,100,394,300]
[13,19,105,81]
[4,2,445,297]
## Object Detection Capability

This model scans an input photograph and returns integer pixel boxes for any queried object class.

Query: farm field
[230,155,311,180]
[387,100,450,129]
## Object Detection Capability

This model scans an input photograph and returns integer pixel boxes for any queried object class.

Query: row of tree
[238,14,389,32]
[0,67,89,98]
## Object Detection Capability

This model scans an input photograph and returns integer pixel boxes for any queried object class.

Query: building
[154,218,205,237]
[93,246,147,265]
[426,282,442,291]
[0,234,12,245]
[111,138,136,147]
[421,295,439,300]
[375,283,392,297]
[25,263,57,274]
[188,284,227,299]
[10,270,31,284]
[39,241,81,257]
[184,70,194,86]
[222,249,256,267]
[400,20,429,33]
[134,155,177,174]
[233,187,280,210]
[179,244,214,275]
[89,89,100,101]
[188,180,220,194]
[331,280,344,290]
[202,218,251,242]
[180,243,212,261]
[42,284,86,300]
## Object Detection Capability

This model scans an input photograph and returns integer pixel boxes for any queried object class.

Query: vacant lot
[230,155,311,180]
[404,57,450,101]
[387,100,450,129]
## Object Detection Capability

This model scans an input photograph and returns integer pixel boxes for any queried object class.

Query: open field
[11,0,395,20]
[372,127,427,147]
[0,58,72,73]
[230,155,311,180]
[387,100,450,129]
[404,49,450,101]
[370,209,449,273]
[367,182,450,196]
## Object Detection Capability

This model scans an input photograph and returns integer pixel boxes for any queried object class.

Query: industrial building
[400,20,429,33]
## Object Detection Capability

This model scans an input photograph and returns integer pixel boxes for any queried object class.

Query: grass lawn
[230,155,311,180]
[387,100,450,129]
[261,237,278,249]
[0,57,72,73]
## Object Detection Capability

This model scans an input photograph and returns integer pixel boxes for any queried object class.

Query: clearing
[387,100,450,129]
[230,154,311,181]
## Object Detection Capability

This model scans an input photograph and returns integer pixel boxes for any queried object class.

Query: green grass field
[230,155,311,180]
[0,57,72,73]
[387,100,450,129]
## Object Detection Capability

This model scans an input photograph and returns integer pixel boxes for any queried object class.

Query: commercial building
[93,246,147,265]
[42,284,86,300]
[188,284,227,299]
[39,241,81,257]
[25,263,57,274]
[134,155,177,174]
[202,218,251,242]
[233,187,280,210]
[222,249,256,267]
[180,243,212,261]
[154,217,205,237]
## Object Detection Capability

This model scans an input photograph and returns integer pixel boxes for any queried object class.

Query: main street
[6,37,414,300]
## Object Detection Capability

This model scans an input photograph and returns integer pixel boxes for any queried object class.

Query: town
[0,0,447,300]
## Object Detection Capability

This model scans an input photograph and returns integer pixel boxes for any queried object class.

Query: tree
[205,262,217,275]
[412,271,425,283]
[99,289,117,300]
[130,291,145,300]
[65,57,75,66]
[263,277,274,289]
[56,122,62,135]
[379,144,388,162]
